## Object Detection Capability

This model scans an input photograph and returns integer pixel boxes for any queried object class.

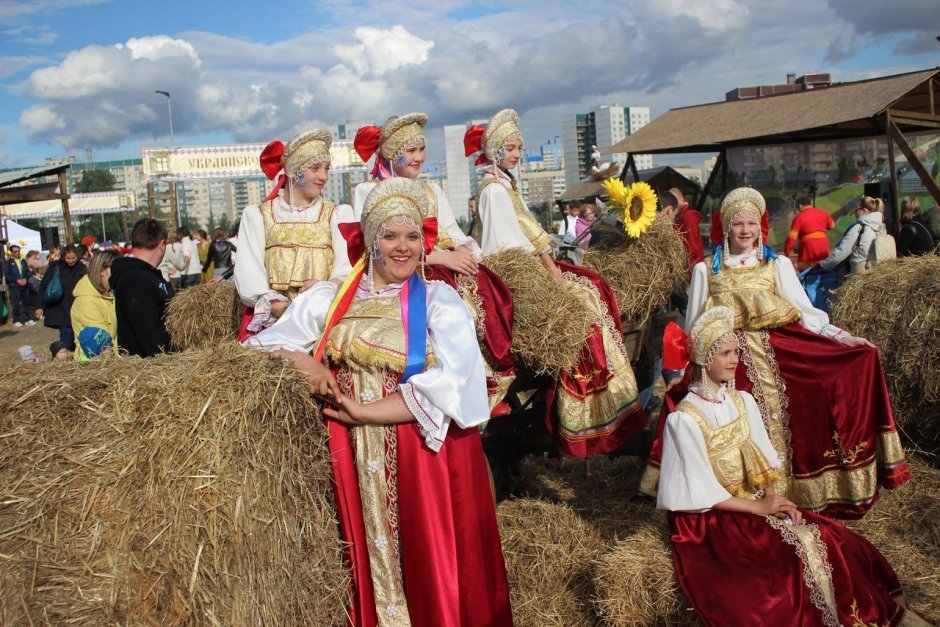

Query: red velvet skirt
[328,419,513,627]
[669,509,922,626]
[644,323,910,517]
[547,261,647,457]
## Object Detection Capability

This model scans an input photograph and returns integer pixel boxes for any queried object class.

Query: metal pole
[155,90,174,148]
[100,212,107,241]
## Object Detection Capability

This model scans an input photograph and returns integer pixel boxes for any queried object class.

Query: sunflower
[602,177,628,207]
[622,181,657,238]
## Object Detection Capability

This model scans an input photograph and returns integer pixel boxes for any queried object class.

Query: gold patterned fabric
[483,109,522,162]
[720,187,766,232]
[284,127,332,178]
[362,178,429,250]
[324,295,434,374]
[380,113,428,160]
[706,260,801,331]
[477,178,552,253]
[678,391,782,498]
[260,200,336,291]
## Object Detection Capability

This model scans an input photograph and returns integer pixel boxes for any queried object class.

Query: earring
[722,231,730,267]
[701,365,708,390]
[368,243,378,292]
[756,229,763,261]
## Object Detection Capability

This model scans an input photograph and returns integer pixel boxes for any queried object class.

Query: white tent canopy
[4,219,43,252]
[0,191,136,220]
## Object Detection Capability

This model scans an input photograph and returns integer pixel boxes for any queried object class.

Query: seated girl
[658,306,930,626]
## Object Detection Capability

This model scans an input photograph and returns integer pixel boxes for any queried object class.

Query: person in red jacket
[670,187,704,270]
[784,195,835,269]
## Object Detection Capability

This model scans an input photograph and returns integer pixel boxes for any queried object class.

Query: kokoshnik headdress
[718,186,770,265]
[259,127,333,203]
[463,108,523,166]
[354,113,429,180]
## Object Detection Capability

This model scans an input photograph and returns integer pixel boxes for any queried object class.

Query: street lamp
[154,90,174,147]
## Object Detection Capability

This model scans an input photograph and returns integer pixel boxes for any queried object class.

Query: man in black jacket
[110,218,175,357]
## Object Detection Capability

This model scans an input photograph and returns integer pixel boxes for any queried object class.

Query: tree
[74,169,116,193]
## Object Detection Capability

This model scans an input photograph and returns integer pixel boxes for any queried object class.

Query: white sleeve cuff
[399,382,448,453]
[246,291,290,333]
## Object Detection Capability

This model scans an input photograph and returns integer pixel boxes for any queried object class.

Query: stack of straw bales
[582,221,688,326]
[497,455,940,625]
[0,345,347,625]
[830,255,940,454]
[483,248,593,374]
[165,282,242,350]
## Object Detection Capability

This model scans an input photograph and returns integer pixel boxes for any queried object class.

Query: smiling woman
[244,177,513,627]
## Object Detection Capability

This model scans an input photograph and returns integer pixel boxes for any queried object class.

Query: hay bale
[165,282,242,350]
[497,499,604,626]
[830,255,940,454]
[593,526,699,627]
[0,345,347,625]
[483,248,593,374]
[583,221,687,326]
[846,458,940,619]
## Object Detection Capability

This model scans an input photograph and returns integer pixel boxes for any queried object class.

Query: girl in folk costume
[234,127,356,339]
[465,108,646,457]
[245,178,513,627]
[658,306,930,627]
[644,187,910,517]
[353,113,515,410]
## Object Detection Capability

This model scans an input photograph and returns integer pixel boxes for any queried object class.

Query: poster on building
[142,141,367,182]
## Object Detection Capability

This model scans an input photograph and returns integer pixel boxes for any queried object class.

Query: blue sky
[1,0,937,169]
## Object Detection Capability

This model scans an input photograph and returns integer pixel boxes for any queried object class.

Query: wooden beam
[58,170,73,245]
[0,192,69,203]
[695,149,725,215]
[888,118,940,207]
[618,154,637,184]
[147,182,155,218]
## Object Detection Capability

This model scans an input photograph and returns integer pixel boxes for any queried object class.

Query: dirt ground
[0,316,61,363]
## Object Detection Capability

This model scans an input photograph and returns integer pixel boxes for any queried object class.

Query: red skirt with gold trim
[669,509,926,626]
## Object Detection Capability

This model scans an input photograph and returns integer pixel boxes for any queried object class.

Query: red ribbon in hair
[463,125,485,157]
[260,139,287,203]
[662,322,690,371]
[338,217,440,266]
[354,126,383,162]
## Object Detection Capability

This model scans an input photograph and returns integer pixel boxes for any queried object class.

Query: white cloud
[333,25,435,76]
[11,1,935,161]
[0,55,50,80]
[2,24,57,45]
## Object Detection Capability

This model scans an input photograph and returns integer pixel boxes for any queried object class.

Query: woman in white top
[244,177,512,626]
[352,113,516,410]
[234,127,355,337]
[466,108,646,457]
[644,187,909,518]
[657,306,927,627]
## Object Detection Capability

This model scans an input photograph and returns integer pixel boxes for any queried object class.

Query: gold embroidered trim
[638,464,660,499]
[261,199,337,290]
[739,329,793,498]
[456,275,486,341]
[823,430,868,466]
[765,516,838,627]
[706,260,801,330]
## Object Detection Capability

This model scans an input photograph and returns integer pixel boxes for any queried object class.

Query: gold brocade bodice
[261,200,336,291]
[678,391,781,498]
[420,182,455,251]
[705,260,801,331]
[477,178,552,253]
[323,294,435,374]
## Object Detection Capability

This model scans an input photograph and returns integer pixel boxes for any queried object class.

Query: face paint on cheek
[296,171,305,185]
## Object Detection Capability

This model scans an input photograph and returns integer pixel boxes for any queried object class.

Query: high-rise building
[443,120,488,222]
[563,105,652,189]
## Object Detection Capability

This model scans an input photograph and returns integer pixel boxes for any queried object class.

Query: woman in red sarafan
[657,306,930,626]
[245,177,512,627]
[465,108,646,458]
[644,186,910,519]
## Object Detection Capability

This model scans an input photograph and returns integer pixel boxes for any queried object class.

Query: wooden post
[58,169,73,245]
[885,112,900,234]
[120,209,129,242]
[170,181,180,229]
[147,181,156,218]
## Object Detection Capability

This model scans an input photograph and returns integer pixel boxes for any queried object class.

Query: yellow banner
[142,141,367,181]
